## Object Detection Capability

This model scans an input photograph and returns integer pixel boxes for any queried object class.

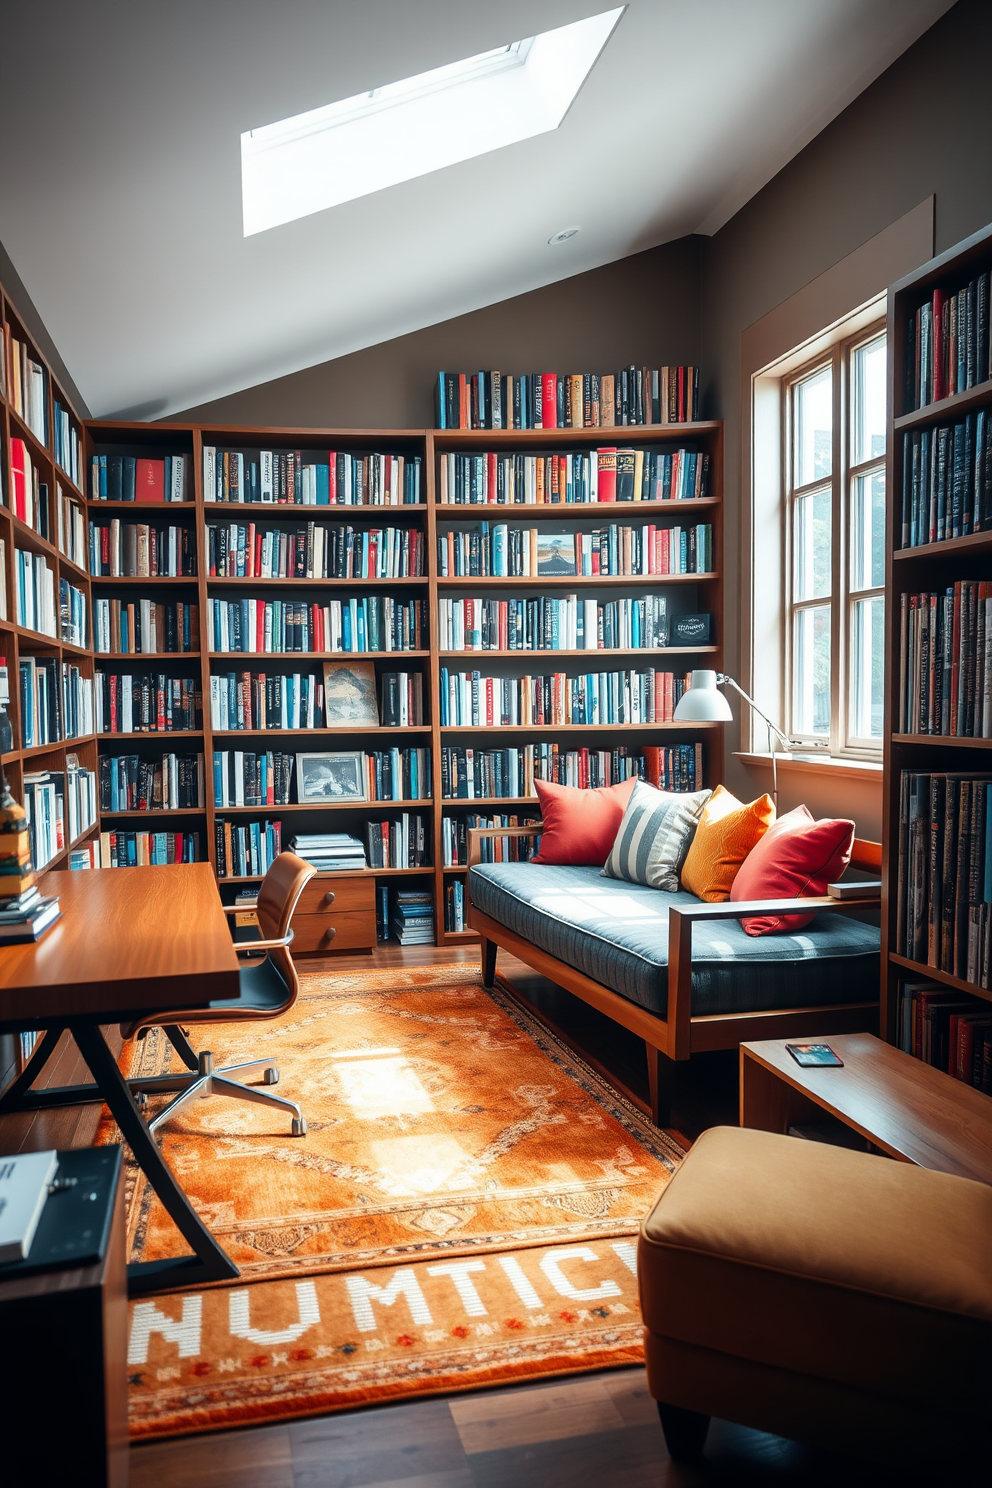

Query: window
[241,8,624,236]
[784,323,886,755]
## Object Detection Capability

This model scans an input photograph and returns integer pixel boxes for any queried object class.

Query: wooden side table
[0,1146,128,1487]
[740,1033,992,1185]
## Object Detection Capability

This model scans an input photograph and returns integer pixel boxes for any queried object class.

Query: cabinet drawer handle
[322,891,336,907]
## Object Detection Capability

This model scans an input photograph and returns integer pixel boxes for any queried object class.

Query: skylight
[241,8,624,236]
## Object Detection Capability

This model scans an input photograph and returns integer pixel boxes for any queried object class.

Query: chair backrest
[255,851,318,1001]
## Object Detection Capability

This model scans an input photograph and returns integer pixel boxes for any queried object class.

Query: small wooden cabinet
[291,874,377,956]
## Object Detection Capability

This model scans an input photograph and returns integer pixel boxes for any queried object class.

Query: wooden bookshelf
[69,413,724,945]
[882,221,992,1094]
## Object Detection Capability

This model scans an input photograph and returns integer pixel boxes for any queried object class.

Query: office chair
[122,851,325,1137]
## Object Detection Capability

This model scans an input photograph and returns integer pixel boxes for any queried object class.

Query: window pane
[794,488,831,600]
[793,605,831,736]
[853,334,886,465]
[851,596,884,740]
[794,366,832,486]
[851,469,885,590]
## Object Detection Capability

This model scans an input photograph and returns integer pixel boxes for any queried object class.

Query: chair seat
[123,951,293,1036]
[638,1126,992,1414]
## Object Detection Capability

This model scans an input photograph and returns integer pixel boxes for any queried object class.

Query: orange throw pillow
[680,785,776,902]
[729,804,855,935]
[532,776,637,866]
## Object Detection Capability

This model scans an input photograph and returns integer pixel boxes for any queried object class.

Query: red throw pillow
[532,777,637,867]
[729,804,855,935]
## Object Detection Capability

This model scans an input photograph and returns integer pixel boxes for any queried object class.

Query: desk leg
[71,1021,239,1296]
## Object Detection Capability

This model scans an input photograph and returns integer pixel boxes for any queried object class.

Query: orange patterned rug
[100,965,685,1438]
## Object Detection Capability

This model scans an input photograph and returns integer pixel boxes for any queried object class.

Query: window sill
[735,752,882,784]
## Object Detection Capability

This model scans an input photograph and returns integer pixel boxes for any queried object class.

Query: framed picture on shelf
[536,531,576,576]
[296,751,367,803]
[322,660,379,727]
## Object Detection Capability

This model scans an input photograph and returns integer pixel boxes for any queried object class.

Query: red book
[458,375,470,430]
[9,437,28,522]
[597,447,617,502]
[487,451,498,503]
[541,374,558,429]
[135,458,165,503]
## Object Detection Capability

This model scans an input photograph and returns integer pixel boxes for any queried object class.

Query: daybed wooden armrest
[467,822,540,868]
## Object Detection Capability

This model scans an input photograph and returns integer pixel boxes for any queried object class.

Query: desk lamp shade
[673,670,733,722]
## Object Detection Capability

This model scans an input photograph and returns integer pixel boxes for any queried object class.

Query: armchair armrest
[466,822,540,869]
[665,893,879,1061]
[223,900,257,914]
[234,929,295,955]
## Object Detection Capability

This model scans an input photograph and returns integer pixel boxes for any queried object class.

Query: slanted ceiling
[0,0,953,420]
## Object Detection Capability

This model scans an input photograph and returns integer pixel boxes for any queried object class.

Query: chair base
[129,1046,306,1137]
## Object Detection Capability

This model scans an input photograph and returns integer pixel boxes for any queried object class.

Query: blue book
[316,464,330,504]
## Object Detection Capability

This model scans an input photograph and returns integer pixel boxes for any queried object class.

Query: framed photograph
[296,751,368,803]
[322,660,379,727]
[536,531,576,576]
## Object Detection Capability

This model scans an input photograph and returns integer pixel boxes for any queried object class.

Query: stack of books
[391,890,434,945]
[0,886,61,943]
[289,833,368,871]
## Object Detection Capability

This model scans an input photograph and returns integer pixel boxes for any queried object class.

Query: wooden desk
[0,864,242,1294]
[741,1033,992,1186]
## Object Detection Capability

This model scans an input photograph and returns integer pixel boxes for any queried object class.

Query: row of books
[438,667,692,728]
[392,889,433,945]
[898,585,992,737]
[364,747,431,803]
[380,670,426,727]
[94,672,200,734]
[436,523,713,578]
[56,487,87,570]
[904,273,992,413]
[88,521,197,578]
[10,437,49,535]
[896,980,992,1092]
[65,760,98,846]
[203,448,423,506]
[99,830,201,867]
[216,818,281,878]
[15,549,56,636]
[207,596,426,655]
[897,771,992,987]
[214,750,293,808]
[898,414,992,547]
[445,879,466,932]
[205,522,425,579]
[210,671,324,732]
[9,337,47,443]
[94,598,199,655]
[440,744,645,799]
[60,577,87,648]
[439,742,702,798]
[69,841,102,869]
[366,813,429,869]
[437,447,711,505]
[53,401,81,488]
[20,660,93,746]
[442,813,539,867]
[90,453,188,502]
[99,753,205,812]
[23,771,65,870]
[437,594,671,652]
[435,366,700,430]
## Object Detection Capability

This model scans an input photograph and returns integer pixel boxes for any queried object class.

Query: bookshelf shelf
[438,647,719,659]
[214,800,431,814]
[207,650,429,661]
[883,222,992,1093]
[436,573,717,588]
[203,502,429,516]
[90,500,196,512]
[211,726,432,739]
[100,808,205,820]
[439,721,720,734]
[98,729,204,740]
[435,498,720,518]
[205,576,427,588]
[433,421,723,448]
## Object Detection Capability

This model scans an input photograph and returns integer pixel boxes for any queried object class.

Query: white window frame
[780,318,886,761]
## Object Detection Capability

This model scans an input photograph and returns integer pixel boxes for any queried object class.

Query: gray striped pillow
[601,781,711,891]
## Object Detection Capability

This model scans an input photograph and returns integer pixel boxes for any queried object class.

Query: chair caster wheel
[292,1116,307,1137]
[263,1068,279,1085]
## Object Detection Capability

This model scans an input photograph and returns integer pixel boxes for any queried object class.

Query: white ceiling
[0,0,953,419]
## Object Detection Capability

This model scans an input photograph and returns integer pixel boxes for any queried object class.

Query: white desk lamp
[673,669,799,806]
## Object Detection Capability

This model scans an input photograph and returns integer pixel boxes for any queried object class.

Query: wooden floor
[1,943,948,1486]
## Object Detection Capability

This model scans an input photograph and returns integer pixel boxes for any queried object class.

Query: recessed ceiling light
[241,8,625,236]
[548,226,580,245]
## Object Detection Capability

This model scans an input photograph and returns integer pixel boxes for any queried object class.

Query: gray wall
[171,237,703,427]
